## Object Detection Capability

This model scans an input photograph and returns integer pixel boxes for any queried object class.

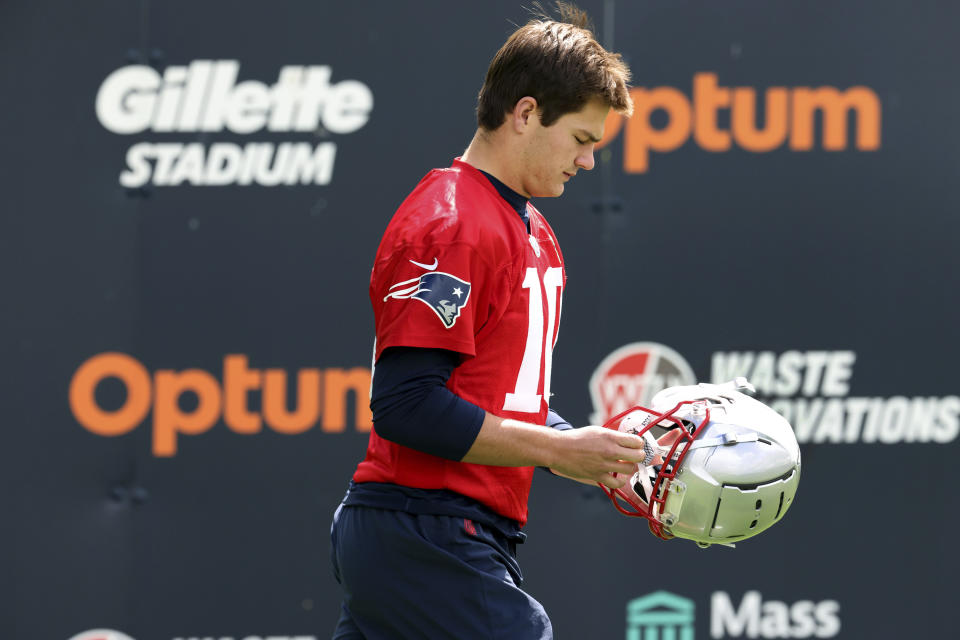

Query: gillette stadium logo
[626,590,840,638]
[96,60,373,187]
[589,342,696,424]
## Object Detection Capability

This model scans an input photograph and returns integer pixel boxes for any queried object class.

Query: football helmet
[600,378,801,548]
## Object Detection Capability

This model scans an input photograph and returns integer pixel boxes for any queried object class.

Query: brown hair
[476,2,633,131]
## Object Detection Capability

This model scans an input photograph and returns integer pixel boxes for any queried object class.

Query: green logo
[627,590,695,640]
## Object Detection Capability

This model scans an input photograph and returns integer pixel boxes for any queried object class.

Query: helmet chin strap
[629,431,669,503]
[640,432,661,465]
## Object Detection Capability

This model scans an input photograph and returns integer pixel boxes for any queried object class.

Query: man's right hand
[460,413,646,489]
[546,425,647,489]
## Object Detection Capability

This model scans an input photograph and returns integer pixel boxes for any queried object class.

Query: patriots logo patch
[384,268,472,328]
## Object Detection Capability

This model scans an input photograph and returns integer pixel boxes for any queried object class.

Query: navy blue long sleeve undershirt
[370,347,573,461]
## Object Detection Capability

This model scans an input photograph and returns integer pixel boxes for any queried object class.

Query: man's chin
[531,184,565,198]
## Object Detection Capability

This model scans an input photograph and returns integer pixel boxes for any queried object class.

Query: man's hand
[547,425,646,489]
[460,414,645,489]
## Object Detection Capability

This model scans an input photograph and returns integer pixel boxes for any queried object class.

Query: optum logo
[599,72,881,173]
[69,352,372,456]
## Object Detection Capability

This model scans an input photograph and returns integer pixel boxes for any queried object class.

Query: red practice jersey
[353,159,566,525]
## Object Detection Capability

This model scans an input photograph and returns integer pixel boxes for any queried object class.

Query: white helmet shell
[606,378,801,548]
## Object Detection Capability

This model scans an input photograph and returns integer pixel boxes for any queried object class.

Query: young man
[330,5,640,638]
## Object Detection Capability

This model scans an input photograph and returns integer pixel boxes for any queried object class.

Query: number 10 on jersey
[503,267,563,414]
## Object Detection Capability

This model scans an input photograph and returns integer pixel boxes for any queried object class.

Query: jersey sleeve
[371,236,503,360]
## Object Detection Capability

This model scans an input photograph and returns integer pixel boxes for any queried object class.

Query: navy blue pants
[330,503,553,639]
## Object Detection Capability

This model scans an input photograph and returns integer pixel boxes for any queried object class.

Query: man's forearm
[460,411,648,488]
[459,411,561,467]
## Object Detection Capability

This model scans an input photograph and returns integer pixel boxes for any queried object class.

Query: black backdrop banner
[4,1,958,638]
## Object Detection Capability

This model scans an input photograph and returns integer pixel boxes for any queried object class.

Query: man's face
[518,97,609,198]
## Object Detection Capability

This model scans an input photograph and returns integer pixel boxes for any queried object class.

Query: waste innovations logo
[626,590,840,639]
[597,72,881,174]
[590,344,959,444]
[95,59,373,187]
[710,350,959,444]
[68,352,373,457]
[588,342,696,425]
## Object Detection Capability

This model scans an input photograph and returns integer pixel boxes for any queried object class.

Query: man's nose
[576,147,596,171]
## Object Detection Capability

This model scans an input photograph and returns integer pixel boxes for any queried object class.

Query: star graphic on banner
[452,286,464,298]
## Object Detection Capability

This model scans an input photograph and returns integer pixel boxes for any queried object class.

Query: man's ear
[510,96,539,133]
